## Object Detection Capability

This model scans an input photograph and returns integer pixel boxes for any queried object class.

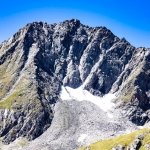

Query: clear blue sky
[0,0,150,47]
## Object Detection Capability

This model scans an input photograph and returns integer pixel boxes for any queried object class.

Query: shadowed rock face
[0,19,150,144]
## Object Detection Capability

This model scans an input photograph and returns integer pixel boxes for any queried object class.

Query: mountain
[0,19,150,150]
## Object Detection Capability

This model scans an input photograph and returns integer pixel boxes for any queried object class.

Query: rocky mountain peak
[0,19,150,149]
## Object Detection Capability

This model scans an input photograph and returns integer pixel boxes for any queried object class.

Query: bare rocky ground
[1,98,139,150]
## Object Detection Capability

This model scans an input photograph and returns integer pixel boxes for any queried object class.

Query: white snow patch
[138,126,144,129]
[60,86,116,117]
[4,109,8,118]
[107,113,114,119]
[3,109,8,128]
[77,134,87,143]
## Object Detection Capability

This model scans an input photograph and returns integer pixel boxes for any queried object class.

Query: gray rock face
[0,19,150,146]
[127,135,144,150]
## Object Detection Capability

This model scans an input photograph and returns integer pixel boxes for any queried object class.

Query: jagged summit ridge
[0,19,150,149]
